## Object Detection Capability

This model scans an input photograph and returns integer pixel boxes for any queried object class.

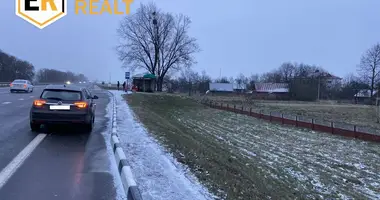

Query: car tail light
[23,84,27,88]
[10,83,13,87]
[74,102,88,108]
[34,99,46,107]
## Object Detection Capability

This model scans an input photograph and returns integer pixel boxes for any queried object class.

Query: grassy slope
[125,94,284,200]
[125,93,380,200]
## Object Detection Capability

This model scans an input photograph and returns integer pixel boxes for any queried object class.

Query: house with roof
[354,89,378,104]
[308,72,342,89]
[252,83,290,100]
[209,83,234,92]
[209,82,249,93]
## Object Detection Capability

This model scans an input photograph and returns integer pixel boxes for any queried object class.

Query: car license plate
[50,105,70,110]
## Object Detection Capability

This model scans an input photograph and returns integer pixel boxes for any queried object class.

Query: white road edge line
[1,102,11,105]
[0,134,47,189]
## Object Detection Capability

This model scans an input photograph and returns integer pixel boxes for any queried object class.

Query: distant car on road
[29,84,99,132]
[10,79,34,93]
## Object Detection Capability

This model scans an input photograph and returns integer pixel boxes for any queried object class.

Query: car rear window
[41,90,82,101]
[13,80,26,83]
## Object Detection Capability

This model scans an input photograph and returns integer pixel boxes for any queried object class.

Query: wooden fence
[201,99,380,143]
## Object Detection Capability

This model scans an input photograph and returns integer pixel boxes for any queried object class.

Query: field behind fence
[201,98,380,143]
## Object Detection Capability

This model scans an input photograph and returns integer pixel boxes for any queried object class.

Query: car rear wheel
[84,115,94,133]
[30,122,41,132]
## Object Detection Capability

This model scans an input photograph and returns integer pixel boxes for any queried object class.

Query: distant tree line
[163,70,211,95]
[0,50,35,82]
[0,50,88,83]
[163,42,380,102]
[36,69,88,83]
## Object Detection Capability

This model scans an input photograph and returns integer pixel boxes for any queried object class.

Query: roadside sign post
[125,72,130,92]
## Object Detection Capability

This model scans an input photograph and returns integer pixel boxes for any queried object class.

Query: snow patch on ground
[111,90,215,200]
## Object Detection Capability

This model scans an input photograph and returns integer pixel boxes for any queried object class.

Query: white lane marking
[29,96,34,98]
[2,102,11,105]
[0,134,47,189]
[18,98,24,100]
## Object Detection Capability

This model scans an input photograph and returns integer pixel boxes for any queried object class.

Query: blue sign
[125,72,130,79]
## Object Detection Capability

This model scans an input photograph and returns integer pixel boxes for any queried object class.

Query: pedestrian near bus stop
[123,81,126,91]
[117,81,120,91]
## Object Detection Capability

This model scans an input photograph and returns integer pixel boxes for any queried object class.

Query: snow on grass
[170,102,380,199]
[110,91,215,200]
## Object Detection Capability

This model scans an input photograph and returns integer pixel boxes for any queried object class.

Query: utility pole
[317,76,320,101]
[376,88,379,123]
[315,70,320,101]
[108,72,112,89]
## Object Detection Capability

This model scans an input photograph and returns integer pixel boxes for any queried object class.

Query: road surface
[0,85,118,200]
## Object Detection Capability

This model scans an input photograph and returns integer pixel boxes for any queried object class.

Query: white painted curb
[109,92,143,200]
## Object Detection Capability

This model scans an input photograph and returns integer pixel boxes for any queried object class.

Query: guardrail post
[270,112,272,121]
[354,125,357,133]
[241,106,244,113]
[281,114,284,124]
[234,105,236,112]
[331,122,334,134]
[250,108,252,116]
[312,119,314,130]
[295,116,298,127]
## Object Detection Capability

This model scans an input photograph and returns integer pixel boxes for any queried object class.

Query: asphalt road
[0,85,118,200]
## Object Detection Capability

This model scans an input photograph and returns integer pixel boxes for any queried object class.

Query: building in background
[209,83,234,93]
[354,89,378,104]
[253,83,289,100]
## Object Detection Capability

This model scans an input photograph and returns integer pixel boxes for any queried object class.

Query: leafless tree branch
[116,3,200,91]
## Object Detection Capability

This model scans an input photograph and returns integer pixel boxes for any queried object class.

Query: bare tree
[117,3,200,91]
[214,76,230,83]
[260,70,282,82]
[180,68,199,96]
[235,73,248,91]
[246,74,259,90]
[278,62,296,82]
[358,43,380,98]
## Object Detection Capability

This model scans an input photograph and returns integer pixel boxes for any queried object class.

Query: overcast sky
[1,0,379,82]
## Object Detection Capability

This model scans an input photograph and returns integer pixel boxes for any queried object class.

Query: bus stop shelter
[132,73,156,92]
